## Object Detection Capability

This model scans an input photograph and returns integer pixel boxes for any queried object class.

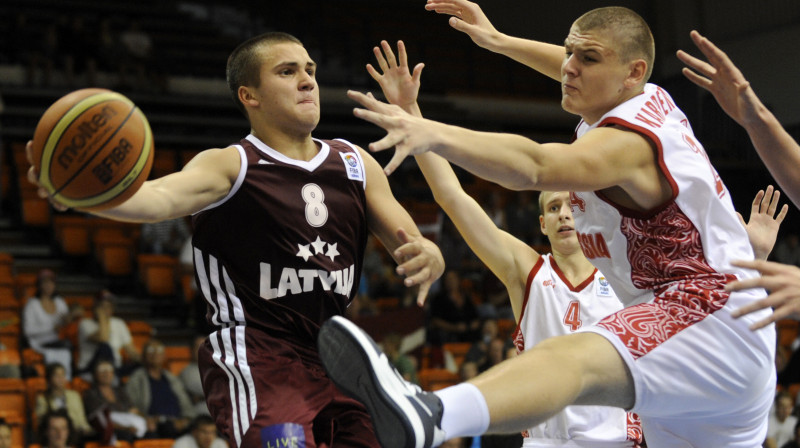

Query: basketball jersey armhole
[334,138,367,191]
[193,144,248,215]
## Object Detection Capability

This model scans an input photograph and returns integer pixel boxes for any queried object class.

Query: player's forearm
[744,108,800,209]
[433,125,544,191]
[484,34,563,82]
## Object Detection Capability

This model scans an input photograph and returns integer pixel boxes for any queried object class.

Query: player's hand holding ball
[27,88,154,211]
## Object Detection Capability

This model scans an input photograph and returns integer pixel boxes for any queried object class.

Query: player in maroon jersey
[26,32,444,447]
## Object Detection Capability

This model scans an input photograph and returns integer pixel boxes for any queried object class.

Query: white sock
[435,383,490,439]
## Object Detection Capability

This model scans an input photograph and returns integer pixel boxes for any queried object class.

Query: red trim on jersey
[512,256,545,353]
[626,412,643,446]
[549,255,597,292]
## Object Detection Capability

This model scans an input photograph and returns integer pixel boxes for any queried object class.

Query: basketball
[31,88,154,211]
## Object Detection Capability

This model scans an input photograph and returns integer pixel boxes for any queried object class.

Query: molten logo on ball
[57,104,118,170]
[31,88,154,211]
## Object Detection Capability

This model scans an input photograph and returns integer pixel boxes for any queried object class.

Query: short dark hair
[574,7,655,83]
[226,32,304,119]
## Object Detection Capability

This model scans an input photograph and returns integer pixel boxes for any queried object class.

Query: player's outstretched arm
[678,31,800,208]
[739,185,788,261]
[27,140,239,222]
[425,0,563,82]
[369,38,536,317]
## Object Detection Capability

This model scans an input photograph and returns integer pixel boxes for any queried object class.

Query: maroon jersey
[191,134,368,352]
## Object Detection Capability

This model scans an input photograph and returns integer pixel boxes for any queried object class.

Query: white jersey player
[367,39,642,447]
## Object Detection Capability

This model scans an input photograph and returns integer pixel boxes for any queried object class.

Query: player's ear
[624,59,647,89]
[238,86,259,108]
[539,214,547,235]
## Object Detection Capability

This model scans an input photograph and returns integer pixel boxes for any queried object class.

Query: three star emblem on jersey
[296,236,340,262]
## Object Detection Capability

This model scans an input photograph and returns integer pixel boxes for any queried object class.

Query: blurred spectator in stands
[173,415,228,448]
[126,339,195,438]
[179,335,210,417]
[382,332,417,384]
[77,290,140,378]
[35,362,93,443]
[62,16,97,86]
[83,359,147,444]
[780,421,800,448]
[140,218,192,257]
[23,269,79,379]
[767,391,798,448]
[775,234,800,266]
[478,336,511,374]
[38,409,74,448]
[428,270,481,345]
[0,418,11,448]
[464,318,498,367]
[119,20,153,91]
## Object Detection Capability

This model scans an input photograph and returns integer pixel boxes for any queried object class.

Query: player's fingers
[760,185,775,214]
[680,67,713,90]
[372,46,389,72]
[397,40,408,69]
[731,297,772,319]
[25,140,34,164]
[751,189,765,213]
[412,63,425,84]
[676,50,716,79]
[724,277,765,293]
[380,40,398,68]
[416,282,431,307]
[383,149,409,176]
[776,204,789,225]
[366,64,381,83]
[27,166,39,186]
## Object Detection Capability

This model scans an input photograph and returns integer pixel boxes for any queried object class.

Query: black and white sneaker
[318,316,447,448]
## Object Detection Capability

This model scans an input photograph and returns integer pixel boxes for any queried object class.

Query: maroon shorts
[198,326,379,448]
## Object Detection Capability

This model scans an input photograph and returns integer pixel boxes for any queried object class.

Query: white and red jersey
[513,254,641,447]
[570,83,773,359]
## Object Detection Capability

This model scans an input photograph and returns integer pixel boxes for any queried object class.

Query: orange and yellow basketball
[31,88,154,211]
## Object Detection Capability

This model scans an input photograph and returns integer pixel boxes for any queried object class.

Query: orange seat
[137,254,178,296]
[20,188,52,227]
[85,441,132,448]
[0,378,26,419]
[418,368,459,391]
[94,233,136,276]
[0,280,21,310]
[25,377,47,414]
[53,215,93,256]
[0,349,20,366]
[133,439,176,448]
[164,345,192,362]
[0,252,14,281]
[127,320,154,336]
